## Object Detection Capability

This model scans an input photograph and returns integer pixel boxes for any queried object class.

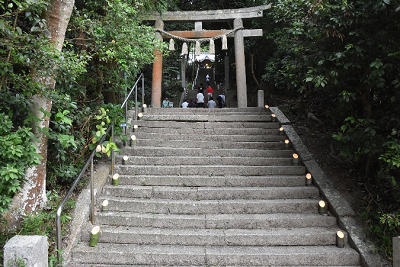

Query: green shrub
[0,113,41,213]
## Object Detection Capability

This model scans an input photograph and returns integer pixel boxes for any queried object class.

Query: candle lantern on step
[142,104,147,113]
[138,113,143,120]
[112,173,119,186]
[284,139,291,149]
[306,173,312,186]
[122,155,129,165]
[336,231,345,248]
[130,135,136,147]
[279,127,284,136]
[89,226,100,247]
[101,200,109,212]
[318,200,327,215]
[271,113,277,122]
[292,153,299,165]
[133,124,138,132]
[265,104,270,110]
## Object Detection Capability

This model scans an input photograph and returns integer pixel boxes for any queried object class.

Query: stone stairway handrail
[57,74,146,265]
[56,123,115,264]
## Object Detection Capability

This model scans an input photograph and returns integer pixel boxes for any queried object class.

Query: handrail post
[135,83,138,121]
[125,99,128,138]
[111,123,115,176]
[56,206,62,263]
[90,157,95,224]
[141,74,145,108]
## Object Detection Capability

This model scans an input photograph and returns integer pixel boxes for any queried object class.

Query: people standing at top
[205,73,210,85]
[216,94,225,108]
[181,99,189,108]
[207,97,216,108]
[206,85,214,101]
[162,97,170,108]
[196,91,205,108]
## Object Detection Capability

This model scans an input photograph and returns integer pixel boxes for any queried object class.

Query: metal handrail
[121,73,144,123]
[56,124,114,262]
[56,73,145,263]
[192,64,200,90]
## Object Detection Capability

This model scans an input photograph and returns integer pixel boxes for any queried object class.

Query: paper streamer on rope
[181,42,188,55]
[169,39,175,51]
[195,41,201,56]
[222,35,228,50]
[209,39,215,54]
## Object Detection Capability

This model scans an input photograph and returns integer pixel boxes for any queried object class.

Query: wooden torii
[147,5,271,108]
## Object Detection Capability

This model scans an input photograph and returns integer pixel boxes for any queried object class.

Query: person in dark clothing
[188,99,195,108]
[217,94,225,108]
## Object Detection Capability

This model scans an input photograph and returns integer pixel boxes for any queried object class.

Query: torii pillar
[234,18,247,108]
[151,20,163,107]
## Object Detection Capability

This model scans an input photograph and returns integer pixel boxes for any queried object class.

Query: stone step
[133,120,280,129]
[133,132,286,142]
[103,186,320,200]
[133,126,282,135]
[124,147,294,157]
[114,165,306,176]
[140,114,273,122]
[99,197,318,214]
[95,212,338,229]
[134,139,285,149]
[72,244,360,266]
[116,174,308,187]
[144,107,269,114]
[81,226,343,246]
[74,265,362,267]
[116,156,295,166]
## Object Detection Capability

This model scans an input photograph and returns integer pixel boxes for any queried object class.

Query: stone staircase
[70,107,362,266]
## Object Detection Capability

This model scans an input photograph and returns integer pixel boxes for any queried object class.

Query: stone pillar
[257,90,264,107]
[394,236,400,267]
[151,20,164,108]
[234,18,247,108]
[195,21,202,31]
[4,235,48,267]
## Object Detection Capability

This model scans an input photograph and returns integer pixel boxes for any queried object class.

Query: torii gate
[147,5,271,108]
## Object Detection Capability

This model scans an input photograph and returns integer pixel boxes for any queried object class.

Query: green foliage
[0,113,41,213]
[46,97,125,186]
[380,213,400,236]
[7,257,26,267]
[68,0,168,103]
[0,0,59,95]
[332,117,382,163]
[264,0,400,259]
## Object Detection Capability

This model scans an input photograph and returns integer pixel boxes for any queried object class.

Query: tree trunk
[250,53,262,91]
[18,0,75,215]
[361,88,372,119]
